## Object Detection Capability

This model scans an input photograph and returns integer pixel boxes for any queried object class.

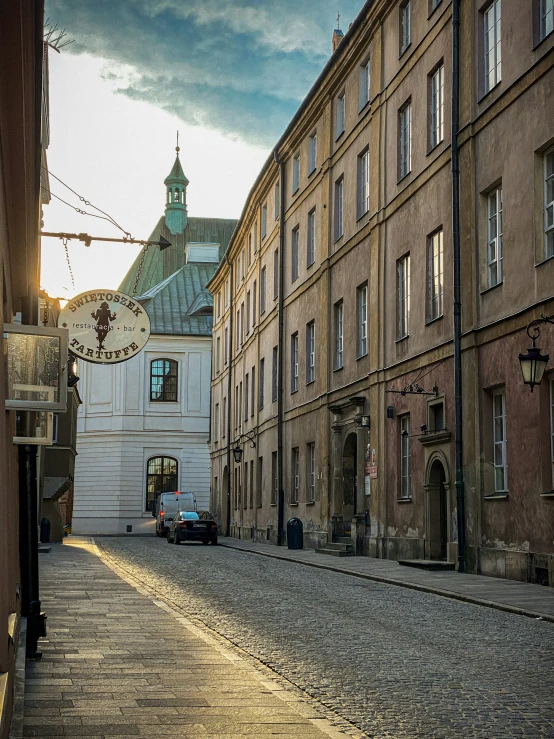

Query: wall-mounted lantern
[518,315,553,392]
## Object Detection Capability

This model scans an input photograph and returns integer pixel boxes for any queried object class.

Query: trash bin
[287,517,303,550]
[40,518,51,544]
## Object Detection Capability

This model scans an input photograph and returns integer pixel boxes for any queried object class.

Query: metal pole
[452,0,466,572]
[226,258,234,537]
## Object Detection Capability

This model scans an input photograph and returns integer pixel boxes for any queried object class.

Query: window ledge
[308,167,316,178]
[477,81,502,105]
[356,209,370,223]
[426,140,444,157]
[418,429,451,446]
[535,253,554,267]
[425,314,444,326]
[291,388,298,395]
[396,497,413,503]
[306,379,315,386]
[306,500,315,506]
[356,352,368,361]
[333,365,344,373]
[399,42,412,59]
[290,502,299,506]
[395,334,410,344]
[270,502,277,507]
[533,30,554,51]
[540,491,554,498]
[427,1,443,19]
[480,280,503,296]
[397,171,412,185]
[358,101,371,115]
[335,130,345,142]
[484,493,509,500]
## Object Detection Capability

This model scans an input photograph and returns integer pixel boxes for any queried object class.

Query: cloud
[45,0,365,146]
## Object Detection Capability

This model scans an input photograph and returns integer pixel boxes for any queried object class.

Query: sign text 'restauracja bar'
[67,292,144,318]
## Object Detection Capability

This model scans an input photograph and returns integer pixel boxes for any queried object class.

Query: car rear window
[179,511,199,520]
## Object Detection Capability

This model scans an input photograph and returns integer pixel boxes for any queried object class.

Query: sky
[41,0,365,299]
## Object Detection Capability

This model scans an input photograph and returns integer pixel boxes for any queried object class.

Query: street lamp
[232,445,243,464]
[232,429,257,464]
[518,315,554,392]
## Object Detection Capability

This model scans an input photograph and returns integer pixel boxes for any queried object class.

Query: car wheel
[174,533,180,545]
[211,539,218,545]
[166,531,172,543]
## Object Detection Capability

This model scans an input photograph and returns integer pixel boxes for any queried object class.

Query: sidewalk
[18,538,361,739]
[219,537,554,622]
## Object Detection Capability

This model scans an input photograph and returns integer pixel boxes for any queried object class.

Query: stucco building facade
[208,0,554,585]
[73,152,236,534]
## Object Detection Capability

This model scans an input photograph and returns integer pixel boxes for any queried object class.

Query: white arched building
[72,151,236,534]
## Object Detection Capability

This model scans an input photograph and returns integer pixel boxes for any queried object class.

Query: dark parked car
[167,511,218,545]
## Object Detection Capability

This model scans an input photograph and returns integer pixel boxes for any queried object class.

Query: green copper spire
[164,135,189,234]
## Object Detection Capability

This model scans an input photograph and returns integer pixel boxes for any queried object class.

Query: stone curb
[219,541,554,624]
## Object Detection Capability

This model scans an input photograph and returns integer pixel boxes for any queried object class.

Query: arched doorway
[426,457,448,561]
[342,433,358,526]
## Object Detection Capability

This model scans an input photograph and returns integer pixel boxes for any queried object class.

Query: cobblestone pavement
[96,537,554,739]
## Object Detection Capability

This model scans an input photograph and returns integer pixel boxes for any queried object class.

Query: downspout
[225,257,234,537]
[452,0,466,572]
[274,150,285,545]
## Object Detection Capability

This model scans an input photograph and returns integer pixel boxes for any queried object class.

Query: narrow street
[92,537,554,739]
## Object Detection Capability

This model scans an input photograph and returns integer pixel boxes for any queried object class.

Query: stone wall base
[468,547,554,587]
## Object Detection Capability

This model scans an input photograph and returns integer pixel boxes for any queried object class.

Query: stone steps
[397,559,455,571]
[315,540,355,557]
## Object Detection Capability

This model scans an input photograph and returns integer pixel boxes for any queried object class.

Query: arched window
[174,188,180,203]
[146,456,178,511]
[150,359,178,402]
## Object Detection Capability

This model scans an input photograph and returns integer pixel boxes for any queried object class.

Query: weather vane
[176,130,180,154]
[336,11,340,29]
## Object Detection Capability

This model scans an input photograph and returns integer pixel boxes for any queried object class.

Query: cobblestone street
[95,537,554,739]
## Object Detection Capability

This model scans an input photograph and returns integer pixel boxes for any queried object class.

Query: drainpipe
[225,257,234,537]
[452,0,466,572]
[274,150,285,545]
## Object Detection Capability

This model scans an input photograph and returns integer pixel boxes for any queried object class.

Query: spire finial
[176,130,180,154]
[336,11,340,29]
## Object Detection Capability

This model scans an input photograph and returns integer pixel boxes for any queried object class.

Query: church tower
[164,142,189,235]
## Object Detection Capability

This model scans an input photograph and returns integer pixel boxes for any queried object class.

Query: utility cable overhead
[42,167,131,237]
[42,186,126,228]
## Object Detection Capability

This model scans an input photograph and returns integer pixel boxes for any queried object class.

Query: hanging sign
[58,289,151,364]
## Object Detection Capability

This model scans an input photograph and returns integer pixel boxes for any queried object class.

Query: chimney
[332,27,344,52]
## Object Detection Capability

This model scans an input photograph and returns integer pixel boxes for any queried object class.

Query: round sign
[58,289,151,364]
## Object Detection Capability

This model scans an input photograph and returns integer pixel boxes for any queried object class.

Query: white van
[154,491,196,536]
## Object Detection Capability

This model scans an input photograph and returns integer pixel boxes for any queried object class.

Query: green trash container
[287,517,303,549]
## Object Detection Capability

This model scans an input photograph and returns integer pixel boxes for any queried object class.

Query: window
[400,416,411,498]
[291,332,299,393]
[307,208,316,267]
[273,249,279,299]
[483,0,501,93]
[292,227,299,282]
[245,373,249,421]
[240,302,245,345]
[428,229,444,321]
[291,448,299,504]
[275,182,280,219]
[430,64,444,149]
[307,442,315,502]
[334,301,343,370]
[359,58,370,110]
[336,92,345,138]
[216,336,221,374]
[308,133,317,174]
[241,250,245,279]
[225,278,229,307]
[224,327,229,364]
[257,456,263,507]
[150,359,178,402]
[292,154,300,193]
[397,255,410,339]
[271,451,278,505]
[545,147,554,258]
[217,291,221,318]
[260,267,267,314]
[541,0,554,40]
[430,0,442,11]
[399,100,412,179]
[249,459,254,508]
[259,357,265,409]
[306,321,315,383]
[261,204,267,239]
[243,462,248,508]
[248,234,252,267]
[357,284,368,357]
[251,365,255,417]
[493,389,507,492]
[272,346,278,402]
[400,0,411,54]
[246,291,251,335]
[254,222,258,254]
[428,399,445,432]
[239,381,243,430]
[214,403,219,442]
[146,456,178,511]
[334,177,344,241]
[487,185,503,287]
[252,280,257,325]
[357,148,370,218]
[222,396,226,438]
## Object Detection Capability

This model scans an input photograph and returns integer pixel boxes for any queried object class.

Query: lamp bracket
[386,383,438,397]
[526,314,554,345]
[234,429,257,449]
